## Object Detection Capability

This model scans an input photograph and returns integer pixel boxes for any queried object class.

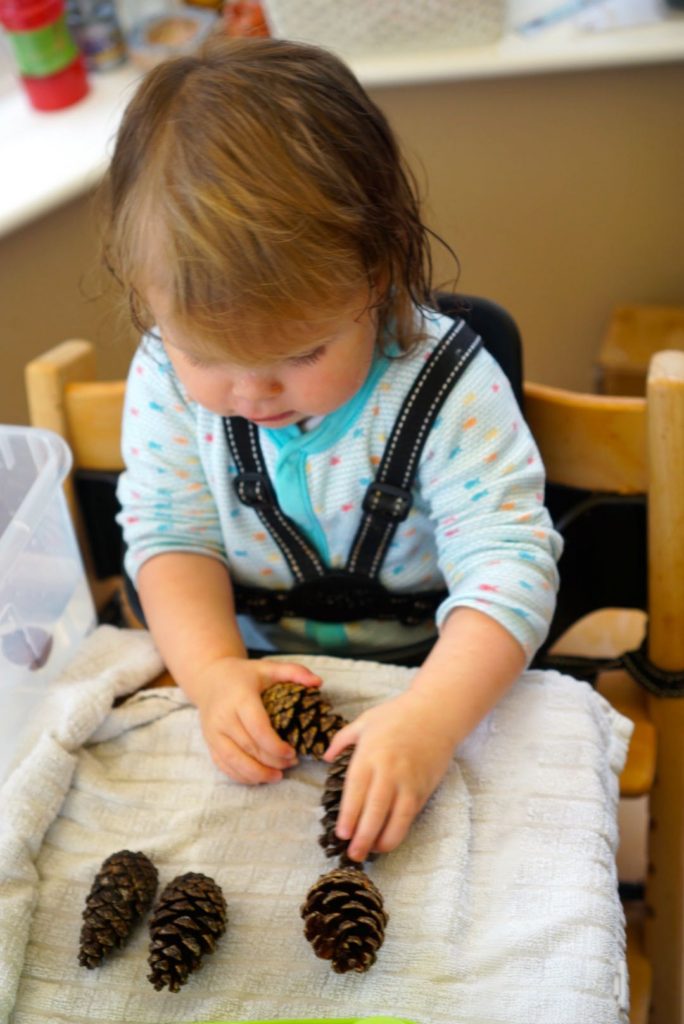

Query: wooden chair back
[526,355,684,1024]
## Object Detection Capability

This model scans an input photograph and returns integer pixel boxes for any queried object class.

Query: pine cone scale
[298,707,317,729]
[172,915,200,931]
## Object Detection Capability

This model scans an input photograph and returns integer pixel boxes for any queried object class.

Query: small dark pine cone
[301,866,388,974]
[147,872,227,992]
[78,850,158,968]
[319,747,375,867]
[262,682,347,759]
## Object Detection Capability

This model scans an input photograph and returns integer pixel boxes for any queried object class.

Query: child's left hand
[323,690,458,863]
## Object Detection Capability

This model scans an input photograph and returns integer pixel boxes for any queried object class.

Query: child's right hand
[192,656,322,784]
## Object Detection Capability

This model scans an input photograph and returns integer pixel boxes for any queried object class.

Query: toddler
[106,36,562,864]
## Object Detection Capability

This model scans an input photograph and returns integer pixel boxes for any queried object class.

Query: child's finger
[239,702,299,766]
[372,790,418,854]
[334,751,371,841]
[345,775,395,864]
[323,721,358,762]
[264,662,322,688]
[210,731,283,784]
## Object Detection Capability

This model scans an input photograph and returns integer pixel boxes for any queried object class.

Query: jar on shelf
[0,0,89,110]
[65,1,126,71]
[223,2,269,37]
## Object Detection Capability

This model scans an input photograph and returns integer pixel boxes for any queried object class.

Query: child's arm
[117,339,321,783]
[324,605,525,863]
[137,551,321,783]
[324,348,556,862]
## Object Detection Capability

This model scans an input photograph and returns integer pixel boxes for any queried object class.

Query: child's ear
[368,268,391,311]
[373,268,391,297]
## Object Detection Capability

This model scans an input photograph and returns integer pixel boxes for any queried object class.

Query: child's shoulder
[410,306,454,356]
[130,333,171,373]
[383,308,451,378]
[128,334,189,397]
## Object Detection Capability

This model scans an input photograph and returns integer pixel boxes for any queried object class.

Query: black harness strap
[223,317,482,623]
[347,318,482,577]
[223,416,326,583]
[230,572,448,626]
[536,642,684,698]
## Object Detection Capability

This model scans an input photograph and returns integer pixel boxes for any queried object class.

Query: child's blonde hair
[101,36,440,360]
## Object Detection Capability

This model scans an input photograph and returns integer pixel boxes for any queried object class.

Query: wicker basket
[261,0,507,58]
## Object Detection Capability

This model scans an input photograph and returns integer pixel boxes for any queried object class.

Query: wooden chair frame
[525,359,684,1024]
[25,340,684,1024]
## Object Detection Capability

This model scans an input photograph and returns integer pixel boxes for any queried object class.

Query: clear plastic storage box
[0,426,96,782]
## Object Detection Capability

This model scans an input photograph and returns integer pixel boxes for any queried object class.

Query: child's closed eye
[289,345,326,367]
[185,352,212,369]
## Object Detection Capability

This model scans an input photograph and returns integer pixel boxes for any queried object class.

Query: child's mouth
[248,410,296,425]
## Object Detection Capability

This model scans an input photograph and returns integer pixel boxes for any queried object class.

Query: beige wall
[0,193,138,425]
[2,60,683,425]
[373,61,684,389]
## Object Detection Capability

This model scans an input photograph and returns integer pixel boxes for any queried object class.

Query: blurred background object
[577,0,670,31]
[223,1,269,37]
[595,306,684,395]
[126,3,219,70]
[65,0,127,71]
[0,0,89,110]
[259,0,505,57]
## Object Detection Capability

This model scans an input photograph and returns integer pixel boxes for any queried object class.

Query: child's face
[148,288,379,427]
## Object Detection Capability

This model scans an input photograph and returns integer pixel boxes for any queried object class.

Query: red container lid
[22,53,89,111]
[0,0,63,32]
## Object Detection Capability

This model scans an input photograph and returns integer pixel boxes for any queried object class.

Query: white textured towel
[0,626,632,1024]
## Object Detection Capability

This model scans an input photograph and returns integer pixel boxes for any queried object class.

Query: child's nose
[232,372,283,400]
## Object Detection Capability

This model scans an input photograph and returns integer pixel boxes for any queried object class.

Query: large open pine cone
[301,866,388,973]
[78,850,158,968]
[148,872,227,992]
[262,682,347,759]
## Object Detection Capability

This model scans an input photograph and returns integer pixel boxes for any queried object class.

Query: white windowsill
[1,13,683,240]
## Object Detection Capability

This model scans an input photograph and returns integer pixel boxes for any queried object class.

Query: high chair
[24,299,684,1024]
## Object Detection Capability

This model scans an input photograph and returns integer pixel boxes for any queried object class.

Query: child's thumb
[267,662,322,688]
[323,722,357,762]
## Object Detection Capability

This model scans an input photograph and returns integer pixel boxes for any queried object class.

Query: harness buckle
[234,472,277,510]
[362,482,413,522]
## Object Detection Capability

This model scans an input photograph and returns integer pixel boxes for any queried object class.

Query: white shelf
[0,64,143,239]
[1,14,683,239]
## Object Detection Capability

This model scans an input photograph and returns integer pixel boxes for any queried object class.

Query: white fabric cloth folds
[0,626,632,1024]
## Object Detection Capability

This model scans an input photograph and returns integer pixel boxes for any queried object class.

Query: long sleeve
[417,346,562,661]
[116,339,227,584]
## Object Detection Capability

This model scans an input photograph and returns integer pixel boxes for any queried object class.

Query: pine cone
[319,746,374,867]
[148,872,227,992]
[262,682,347,759]
[301,866,388,974]
[78,850,158,968]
